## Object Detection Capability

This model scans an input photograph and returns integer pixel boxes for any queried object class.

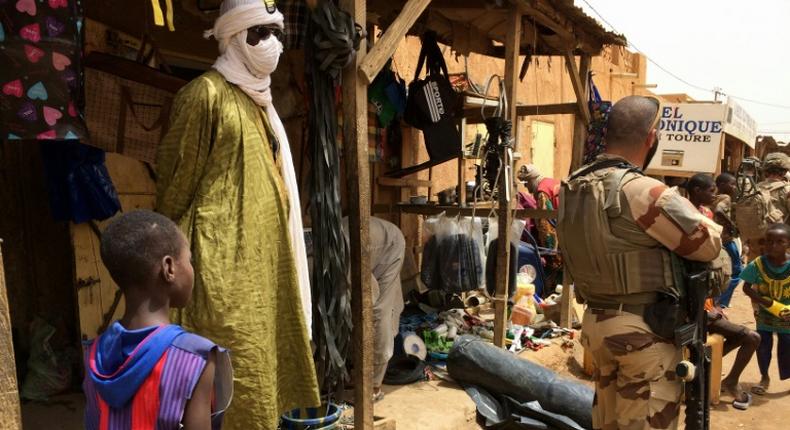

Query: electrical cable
[580,0,790,111]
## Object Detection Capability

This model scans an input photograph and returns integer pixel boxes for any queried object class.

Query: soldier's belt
[588,302,647,316]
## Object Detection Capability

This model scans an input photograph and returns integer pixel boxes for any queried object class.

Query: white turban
[207,0,313,335]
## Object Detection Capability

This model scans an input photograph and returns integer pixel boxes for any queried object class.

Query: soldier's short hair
[605,96,660,149]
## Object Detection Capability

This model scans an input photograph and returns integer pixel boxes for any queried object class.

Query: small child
[84,210,232,429]
[740,223,790,395]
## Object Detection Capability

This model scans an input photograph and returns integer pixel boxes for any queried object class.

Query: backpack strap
[413,35,430,81]
[603,168,642,217]
[413,31,450,81]
[568,158,640,181]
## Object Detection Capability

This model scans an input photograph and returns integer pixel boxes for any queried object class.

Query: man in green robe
[155,1,319,428]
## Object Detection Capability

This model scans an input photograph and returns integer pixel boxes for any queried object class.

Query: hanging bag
[404,31,461,163]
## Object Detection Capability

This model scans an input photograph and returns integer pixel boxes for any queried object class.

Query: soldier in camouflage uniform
[751,153,790,258]
[558,96,722,430]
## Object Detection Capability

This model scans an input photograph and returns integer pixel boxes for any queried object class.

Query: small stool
[706,333,724,405]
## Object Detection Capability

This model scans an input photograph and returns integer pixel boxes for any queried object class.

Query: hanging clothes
[0,0,88,140]
[39,141,121,223]
[583,73,612,165]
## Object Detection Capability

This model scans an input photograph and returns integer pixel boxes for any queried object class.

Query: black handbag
[404,31,461,163]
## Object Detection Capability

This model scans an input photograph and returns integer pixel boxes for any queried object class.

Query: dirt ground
[519,286,790,429]
[704,286,789,428]
[19,286,790,429]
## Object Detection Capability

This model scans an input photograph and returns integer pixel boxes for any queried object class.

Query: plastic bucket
[280,403,342,430]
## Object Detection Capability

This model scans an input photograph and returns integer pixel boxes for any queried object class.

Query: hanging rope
[306,0,364,398]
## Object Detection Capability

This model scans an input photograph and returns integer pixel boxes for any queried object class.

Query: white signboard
[724,98,758,148]
[646,102,728,175]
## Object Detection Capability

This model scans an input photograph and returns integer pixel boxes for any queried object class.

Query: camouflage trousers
[581,307,682,430]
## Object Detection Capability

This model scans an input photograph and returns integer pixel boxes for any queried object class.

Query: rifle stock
[675,263,711,430]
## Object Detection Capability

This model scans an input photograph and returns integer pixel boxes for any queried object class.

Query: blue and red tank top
[83,322,233,430]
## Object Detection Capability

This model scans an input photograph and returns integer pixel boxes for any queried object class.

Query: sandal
[722,382,751,409]
[732,393,752,411]
[373,391,385,402]
[751,377,770,395]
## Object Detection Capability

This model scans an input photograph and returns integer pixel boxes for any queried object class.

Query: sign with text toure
[646,102,728,175]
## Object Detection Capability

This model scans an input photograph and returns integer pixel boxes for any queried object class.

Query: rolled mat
[447,336,594,429]
[402,332,428,361]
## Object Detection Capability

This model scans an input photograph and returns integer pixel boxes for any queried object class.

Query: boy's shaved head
[766,223,790,238]
[605,96,660,149]
[100,210,185,288]
[716,172,736,185]
[688,173,715,191]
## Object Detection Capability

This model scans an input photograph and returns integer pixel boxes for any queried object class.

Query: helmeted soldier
[558,96,722,429]
[738,152,790,260]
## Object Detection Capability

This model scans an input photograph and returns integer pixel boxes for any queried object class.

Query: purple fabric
[82,344,100,430]
[516,191,537,241]
[156,346,205,429]
[108,403,131,430]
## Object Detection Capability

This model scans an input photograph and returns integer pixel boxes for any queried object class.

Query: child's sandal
[751,379,769,395]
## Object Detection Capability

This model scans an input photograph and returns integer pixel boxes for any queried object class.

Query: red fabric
[699,206,714,220]
[98,393,110,430]
[536,178,560,209]
[131,350,168,429]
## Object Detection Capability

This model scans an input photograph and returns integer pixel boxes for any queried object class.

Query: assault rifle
[674,262,712,430]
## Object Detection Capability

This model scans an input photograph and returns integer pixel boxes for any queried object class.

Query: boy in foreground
[741,223,790,396]
[83,210,232,429]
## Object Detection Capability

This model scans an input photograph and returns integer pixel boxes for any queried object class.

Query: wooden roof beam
[565,51,592,126]
[509,0,574,43]
[464,102,580,124]
[358,0,433,84]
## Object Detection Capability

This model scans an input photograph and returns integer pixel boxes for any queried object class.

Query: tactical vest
[734,180,789,241]
[558,162,675,302]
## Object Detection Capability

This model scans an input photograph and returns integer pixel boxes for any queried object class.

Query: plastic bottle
[513,273,535,305]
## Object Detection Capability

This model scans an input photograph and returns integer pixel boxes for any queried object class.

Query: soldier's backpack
[734,182,786,240]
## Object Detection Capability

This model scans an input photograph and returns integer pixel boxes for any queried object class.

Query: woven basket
[84,53,186,164]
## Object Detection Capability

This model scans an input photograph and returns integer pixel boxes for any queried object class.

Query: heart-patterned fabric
[1,0,87,140]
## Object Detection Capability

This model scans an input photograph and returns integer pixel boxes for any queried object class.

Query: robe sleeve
[155,78,215,221]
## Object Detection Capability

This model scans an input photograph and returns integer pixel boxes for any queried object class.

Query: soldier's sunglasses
[248,25,285,42]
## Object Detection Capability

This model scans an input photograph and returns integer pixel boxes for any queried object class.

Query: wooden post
[358,0,433,83]
[562,54,591,327]
[493,10,522,347]
[340,0,373,428]
[0,241,22,430]
[568,54,591,172]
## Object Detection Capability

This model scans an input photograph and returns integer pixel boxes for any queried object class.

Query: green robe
[156,70,319,429]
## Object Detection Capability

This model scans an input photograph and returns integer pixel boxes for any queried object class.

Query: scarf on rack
[205,1,312,332]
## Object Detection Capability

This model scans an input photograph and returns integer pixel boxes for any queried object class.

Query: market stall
[0,1,625,429]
